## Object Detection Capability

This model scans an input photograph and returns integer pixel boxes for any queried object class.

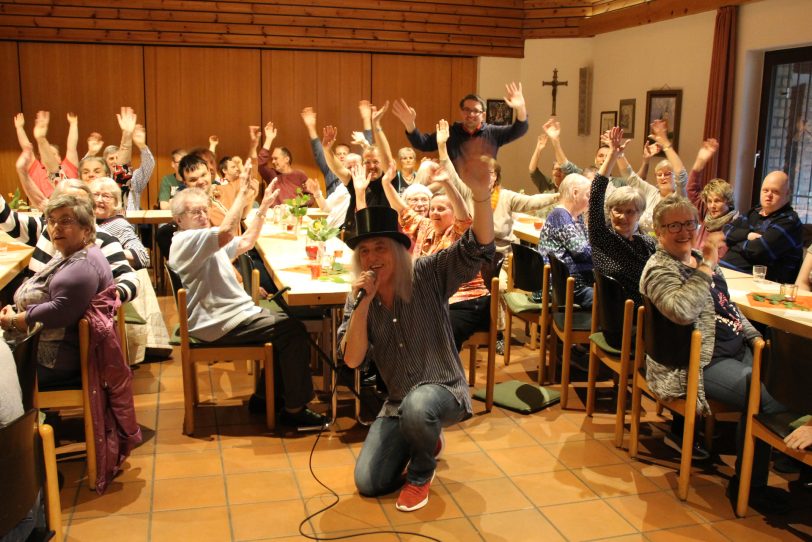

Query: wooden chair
[0,410,62,542]
[35,319,97,491]
[460,277,500,412]
[501,243,544,368]
[542,254,592,408]
[737,328,812,517]
[165,264,276,435]
[11,323,43,412]
[586,270,635,446]
[629,299,748,500]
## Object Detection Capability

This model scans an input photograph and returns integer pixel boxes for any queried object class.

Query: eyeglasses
[93,193,115,201]
[462,107,484,115]
[661,220,698,233]
[46,216,78,228]
[183,207,209,218]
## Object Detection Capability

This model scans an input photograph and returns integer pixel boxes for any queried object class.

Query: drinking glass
[780,283,798,302]
[752,265,767,283]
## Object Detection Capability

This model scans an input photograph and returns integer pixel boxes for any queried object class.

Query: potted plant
[305,217,340,263]
[283,188,310,238]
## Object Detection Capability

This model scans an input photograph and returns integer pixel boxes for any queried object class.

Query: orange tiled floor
[56,296,812,541]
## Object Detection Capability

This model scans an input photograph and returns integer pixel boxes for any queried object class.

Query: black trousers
[450,295,491,351]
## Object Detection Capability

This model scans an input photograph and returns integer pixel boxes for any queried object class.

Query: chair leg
[39,424,63,542]
[467,345,476,387]
[586,346,598,417]
[656,401,664,416]
[737,428,757,517]
[528,322,538,350]
[537,316,547,386]
[504,312,513,366]
[614,360,629,449]
[548,330,559,385]
[629,378,643,458]
[181,356,197,436]
[678,414,697,501]
[560,334,572,410]
[264,345,275,431]
[703,415,715,453]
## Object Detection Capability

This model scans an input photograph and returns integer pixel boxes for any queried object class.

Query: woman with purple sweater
[0,194,113,387]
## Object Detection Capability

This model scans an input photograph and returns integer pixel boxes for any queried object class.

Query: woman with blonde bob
[686,139,737,257]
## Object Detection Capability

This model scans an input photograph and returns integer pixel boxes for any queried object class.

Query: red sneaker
[434,430,445,459]
[395,473,434,512]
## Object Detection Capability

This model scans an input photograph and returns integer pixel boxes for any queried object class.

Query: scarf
[704,209,737,232]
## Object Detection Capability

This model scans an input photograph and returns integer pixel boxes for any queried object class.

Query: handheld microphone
[352,270,376,309]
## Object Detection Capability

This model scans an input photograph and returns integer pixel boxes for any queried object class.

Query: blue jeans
[703,346,785,487]
[354,384,465,496]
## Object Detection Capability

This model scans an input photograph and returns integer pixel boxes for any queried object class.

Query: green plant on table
[284,188,310,220]
[306,217,340,243]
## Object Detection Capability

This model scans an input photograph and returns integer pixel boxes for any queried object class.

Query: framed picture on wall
[486,99,513,126]
[645,89,682,151]
[619,99,635,138]
[599,111,617,144]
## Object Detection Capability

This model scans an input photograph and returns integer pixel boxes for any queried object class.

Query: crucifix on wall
[542,68,568,116]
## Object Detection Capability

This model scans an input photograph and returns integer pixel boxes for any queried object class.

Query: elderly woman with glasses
[640,194,788,514]
[89,177,149,270]
[0,195,113,387]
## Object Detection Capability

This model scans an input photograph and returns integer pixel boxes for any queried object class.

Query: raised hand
[116,106,136,134]
[606,126,625,152]
[504,81,525,110]
[537,133,548,148]
[358,100,372,122]
[392,98,417,130]
[642,142,660,161]
[32,111,49,139]
[87,132,104,155]
[350,131,369,148]
[371,101,389,125]
[350,163,369,191]
[209,134,219,148]
[300,107,317,128]
[382,161,397,186]
[649,119,670,145]
[67,112,78,125]
[133,124,147,148]
[436,119,450,146]
[322,125,337,150]
[264,121,277,142]
[697,138,719,164]
[305,177,321,195]
[248,125,260,147]
[13,113,24,129]
[542,117,561,140]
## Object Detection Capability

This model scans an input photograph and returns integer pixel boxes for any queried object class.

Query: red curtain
[703,6,737,181]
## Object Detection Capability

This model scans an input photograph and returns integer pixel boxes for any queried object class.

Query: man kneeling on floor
[337,153,495,512]
[168,160,326,431]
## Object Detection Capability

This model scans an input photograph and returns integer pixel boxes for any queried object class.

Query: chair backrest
[764,328,812,414]
[11,324,43,412]
[0,409,44,536]
[164,263,184,303]
[642,295,694,368]
[510,243,544,292]
[546,252,570,308]
[594,271,630,345]
[235,253,254,297]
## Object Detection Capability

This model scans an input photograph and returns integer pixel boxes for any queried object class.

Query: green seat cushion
[259,299,285,313]
[473,380,560,414]
[123,302,147,325]
[590,332,621,355]
[503,292,541,314]
[552,311,592,331]
[170,324,201,346]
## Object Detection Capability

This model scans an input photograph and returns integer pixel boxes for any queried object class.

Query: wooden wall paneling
[144,46,261,207]
[0,1,525,58]
[260,50,372,189]
[371,55,477,162]
[0,41,21,202]
[16,42,146,198]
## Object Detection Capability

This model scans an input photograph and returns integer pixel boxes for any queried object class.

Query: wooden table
[125,209,173,224]
[0,243,34,290]
[253,222,359,421]
[722,268,812,339]
[512,212,542,245]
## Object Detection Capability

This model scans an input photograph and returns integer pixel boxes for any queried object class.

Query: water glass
[780,283,798,302]
[752,265,767,283]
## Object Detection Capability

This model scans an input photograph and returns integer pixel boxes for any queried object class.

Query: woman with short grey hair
[89,177,149,270]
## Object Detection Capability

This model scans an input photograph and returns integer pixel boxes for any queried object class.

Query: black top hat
[346,207,412,250]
